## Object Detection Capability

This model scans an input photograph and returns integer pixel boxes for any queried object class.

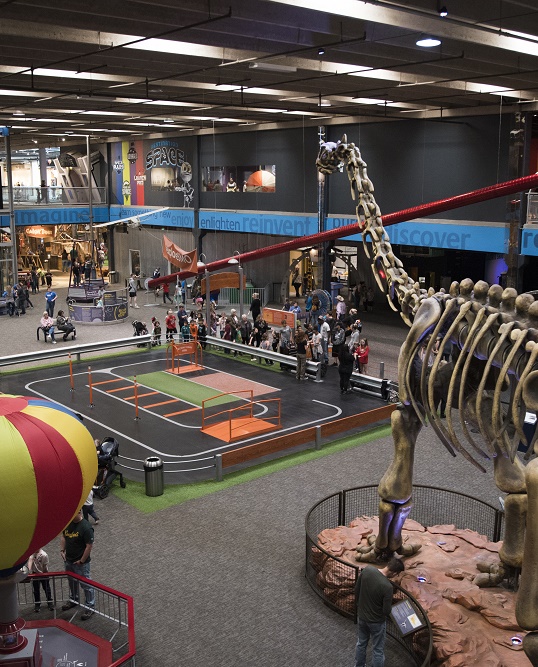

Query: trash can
[108,270,119,284]
[143,456,164,497]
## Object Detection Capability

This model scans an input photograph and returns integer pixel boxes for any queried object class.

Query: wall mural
[110,139,194,208]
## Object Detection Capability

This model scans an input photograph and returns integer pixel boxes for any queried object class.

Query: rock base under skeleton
[316,516,528,667]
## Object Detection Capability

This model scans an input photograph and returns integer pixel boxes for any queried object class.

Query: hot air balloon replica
[0,395,97,660]
[245,169,276,192]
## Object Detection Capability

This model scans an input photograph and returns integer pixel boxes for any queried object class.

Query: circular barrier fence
[305,484,504,667]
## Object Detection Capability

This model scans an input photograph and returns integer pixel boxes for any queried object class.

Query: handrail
[19,571,135,666]
[206,335,323,381]
[0,334,152,369]
[201,389,254,429]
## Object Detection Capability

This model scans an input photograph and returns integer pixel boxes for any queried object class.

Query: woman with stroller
[56,310,76,341]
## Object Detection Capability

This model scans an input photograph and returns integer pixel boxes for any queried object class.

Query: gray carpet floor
[40,424,499,667]
[10,276,502,666]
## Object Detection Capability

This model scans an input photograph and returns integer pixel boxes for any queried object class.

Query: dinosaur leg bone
[377,407,422,554]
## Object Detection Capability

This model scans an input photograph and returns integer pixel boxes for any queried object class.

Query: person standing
[128,274,139,308]
[45,288,57,317]
[72,259,81,287]
[295,327,308,380]
[355,338,369,374]
[30,267,39,293]
[249,292,261,323]
[60,508,95,620]
[291,268,302,298]
[165,309,177,342]
[338,345,355,394]
[331,321,345,366]
[354,559,404,667]
[61,248,69,272]
[27,548,54,612]
[239,314,252,346]
[319,316,331,364]
[336,293,347,320]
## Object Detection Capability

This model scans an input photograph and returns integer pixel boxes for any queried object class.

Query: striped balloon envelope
[0,395,98,576]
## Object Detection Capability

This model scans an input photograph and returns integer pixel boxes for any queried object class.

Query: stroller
[132,319,149,347]
[93,437,126,499]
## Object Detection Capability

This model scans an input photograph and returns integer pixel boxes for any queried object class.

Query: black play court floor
[2,349,386,472]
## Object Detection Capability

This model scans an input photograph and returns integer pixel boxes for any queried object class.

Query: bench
[37,326,77,342]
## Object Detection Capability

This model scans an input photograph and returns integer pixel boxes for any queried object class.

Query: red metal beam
[149,172,538,287]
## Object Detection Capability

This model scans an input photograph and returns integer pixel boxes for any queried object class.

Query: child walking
[83,489,100,525]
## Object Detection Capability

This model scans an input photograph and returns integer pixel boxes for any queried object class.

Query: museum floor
[0,272,506,666]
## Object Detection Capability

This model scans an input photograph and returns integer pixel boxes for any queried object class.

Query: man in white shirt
[319,316,331,364]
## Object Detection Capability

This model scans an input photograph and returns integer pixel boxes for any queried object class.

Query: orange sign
[162,235,197,272]
[172,342,198,355]
[201,272,246,295]
[25,226,54,238]
[262,308,296,328]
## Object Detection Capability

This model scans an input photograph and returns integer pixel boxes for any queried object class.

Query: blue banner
[109,206,194,229]
[521,227,538,256]
[199,210,317,236]
[326,216,510,253]
[0,206,109,227]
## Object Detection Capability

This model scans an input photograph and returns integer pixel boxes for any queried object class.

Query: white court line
[23,364,342,458]
[25,379,343,457]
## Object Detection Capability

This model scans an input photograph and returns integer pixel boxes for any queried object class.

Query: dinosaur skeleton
[317,136,538,664]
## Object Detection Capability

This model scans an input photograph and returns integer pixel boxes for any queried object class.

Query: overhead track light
[249,62,297,73]
[416,35,442,47]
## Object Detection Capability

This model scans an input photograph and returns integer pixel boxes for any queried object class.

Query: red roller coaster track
[149,172,538,289]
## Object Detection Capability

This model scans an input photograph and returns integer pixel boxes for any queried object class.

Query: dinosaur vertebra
[317,135,538,665]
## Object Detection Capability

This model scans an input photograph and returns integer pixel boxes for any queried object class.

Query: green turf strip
[130,370,240,407]
[111,423,391,513]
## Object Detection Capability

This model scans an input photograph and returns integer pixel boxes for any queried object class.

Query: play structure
[201,389,281,443]
[166,340,203,375]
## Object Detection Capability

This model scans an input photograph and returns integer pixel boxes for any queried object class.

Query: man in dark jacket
[354,557,404,667]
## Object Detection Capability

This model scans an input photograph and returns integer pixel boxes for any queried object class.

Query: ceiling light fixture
[318,47,325,56]
[438,6,448,17]
[416,35,442,47]
[249,62,297,73]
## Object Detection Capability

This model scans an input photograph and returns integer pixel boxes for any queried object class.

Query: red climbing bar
[149,172,538,288]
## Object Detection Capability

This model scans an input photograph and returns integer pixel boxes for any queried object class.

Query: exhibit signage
[162,235,197,271]
[390,599,425,637]
[263,308,295,328]
[0,206,109,227]
[521,227,538,256]
[199,210,318,236]
[326,216,510,253]
[201,272,245,293]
